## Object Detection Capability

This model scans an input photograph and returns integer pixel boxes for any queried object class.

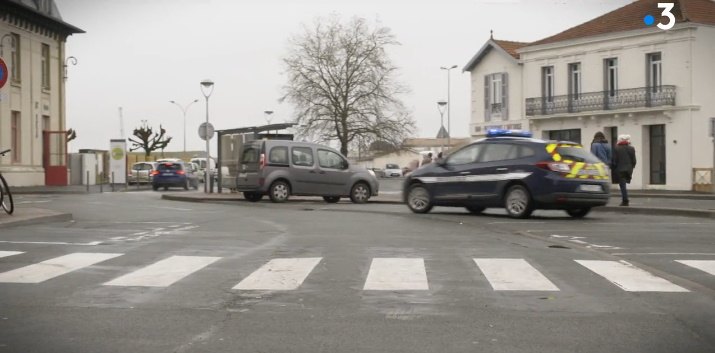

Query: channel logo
[644,2,675,30]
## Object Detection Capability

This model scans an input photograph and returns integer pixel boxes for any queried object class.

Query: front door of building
[649,124,666,185]
[43,131,68,186]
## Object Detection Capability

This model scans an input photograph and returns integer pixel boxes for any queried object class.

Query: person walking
[422,152,433,166]
[590,131,612,165]
[612,134,636,206]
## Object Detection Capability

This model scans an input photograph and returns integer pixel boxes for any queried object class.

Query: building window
[11,112,21,163]
[483,73,508,122]
[10,33,20,83]
[41,43,50,90]
[548,129,581,144]
[647,52,662,93]
[604,58,618,97]
[568,63,581,100]
[541,66,554,102]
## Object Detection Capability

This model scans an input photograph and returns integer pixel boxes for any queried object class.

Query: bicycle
[0,149,14,215]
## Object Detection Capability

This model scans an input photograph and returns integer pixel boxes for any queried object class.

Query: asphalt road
[1,191,714,353]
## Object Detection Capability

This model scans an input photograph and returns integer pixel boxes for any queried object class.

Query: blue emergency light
[486,129,533,138]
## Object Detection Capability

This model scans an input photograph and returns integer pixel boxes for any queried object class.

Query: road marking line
[0,241,101,246]
[234,258,322,290]
[676,260,715,276]
[0,253,123,283]
[612,253,715,256]
[0,251,24,258]
[105,256,221,287]
[474,258,559,291]
[363,258,429,291]
[575,260,689,292]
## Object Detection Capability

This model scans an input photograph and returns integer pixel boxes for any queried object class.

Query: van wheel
[406,184,433,213]
[350,182,370,204]
[323,196,340,203]
[504,185,533,218]
[566,208,591,218]
[244,192,263,202]
[269,180,290,203]
[465,205,485,214]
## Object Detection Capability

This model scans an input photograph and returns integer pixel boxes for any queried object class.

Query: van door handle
[459,171,471,175]
[496,168,509,172]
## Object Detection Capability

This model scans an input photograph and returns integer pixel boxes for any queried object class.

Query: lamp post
[63,56,77,82]
[440,64,458,149]
[200,79,214,193]
[169,99,199,153]
[264,110,274,134]
[437,101,447,153]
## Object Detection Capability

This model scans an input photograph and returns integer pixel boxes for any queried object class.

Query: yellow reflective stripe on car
[552,153,562,162]
[546,144,557,154]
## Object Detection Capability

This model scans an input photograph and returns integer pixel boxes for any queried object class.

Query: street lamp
[169,99,199,153]
[200,79,214,193]
[440,64,458,149]
[437,101,447,153]
[63,56,77,82]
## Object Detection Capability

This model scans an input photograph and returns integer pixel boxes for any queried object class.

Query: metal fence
[526,86,676,116]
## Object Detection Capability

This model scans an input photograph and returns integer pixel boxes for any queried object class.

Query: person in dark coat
[612,134,636,206]
[590,131,612,165]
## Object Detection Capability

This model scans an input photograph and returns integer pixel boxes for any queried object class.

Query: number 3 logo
[657,2,675,30]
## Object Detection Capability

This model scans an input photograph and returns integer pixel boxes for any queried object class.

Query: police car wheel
[465,205,485,214]
[407,184,433,214]
[504,185,533,218]
[566,208,591,218]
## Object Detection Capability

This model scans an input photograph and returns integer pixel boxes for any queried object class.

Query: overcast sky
[58,0,631,153]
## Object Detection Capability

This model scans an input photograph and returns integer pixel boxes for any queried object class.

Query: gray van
[236,140,379,203]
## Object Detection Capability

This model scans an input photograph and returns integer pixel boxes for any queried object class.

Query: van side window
[269,146,289,165]
[318,149,346,169]
[291,147,314,167]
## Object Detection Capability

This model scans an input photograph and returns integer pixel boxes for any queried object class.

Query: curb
[0,212,73,228]
[596,206,715,219]
[161,194,715,219]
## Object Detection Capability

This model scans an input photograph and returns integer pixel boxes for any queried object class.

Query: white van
[190,157,216,182]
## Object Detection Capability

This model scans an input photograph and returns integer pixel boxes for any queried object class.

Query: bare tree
[128,123,172,157]
[281,15,415,156]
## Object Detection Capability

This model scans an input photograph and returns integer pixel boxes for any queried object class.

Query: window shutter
[501,73,508,120]
[484,75,491,122]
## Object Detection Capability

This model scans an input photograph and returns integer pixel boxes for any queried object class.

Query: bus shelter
[216,123,295,193]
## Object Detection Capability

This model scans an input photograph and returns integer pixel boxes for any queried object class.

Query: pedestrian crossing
[0,251,713,294]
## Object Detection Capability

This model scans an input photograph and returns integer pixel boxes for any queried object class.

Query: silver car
[236,140,379,203]
[128,162,158,184]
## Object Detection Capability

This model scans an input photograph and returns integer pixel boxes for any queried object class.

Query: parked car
[152,161,199,190]
[128,162,158,184]
[236,140,379,203]
[403,129,610,218]
[368,167,386,178]
[191,157,216,183]
[384,164,403,177]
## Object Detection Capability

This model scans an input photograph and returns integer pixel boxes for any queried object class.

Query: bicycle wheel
[0,174,13,215]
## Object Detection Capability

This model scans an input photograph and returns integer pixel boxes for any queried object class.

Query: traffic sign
[199,122,215,141]
[0,58,8,89]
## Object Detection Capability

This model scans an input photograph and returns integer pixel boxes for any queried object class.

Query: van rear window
[158,163,183,171]
[241,147,259,164]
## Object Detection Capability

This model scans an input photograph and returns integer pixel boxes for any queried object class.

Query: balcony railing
[525,85,676,116]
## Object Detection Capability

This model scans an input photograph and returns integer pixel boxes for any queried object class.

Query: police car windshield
[556,146,600,163]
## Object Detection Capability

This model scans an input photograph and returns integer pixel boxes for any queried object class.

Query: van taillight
[536,161,572,174]
[259,153,266,170]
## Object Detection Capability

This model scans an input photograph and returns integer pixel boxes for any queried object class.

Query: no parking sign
[0,58,8,89]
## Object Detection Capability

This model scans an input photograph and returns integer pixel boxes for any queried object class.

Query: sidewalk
[162,190,715,219]
[0,207,73,228]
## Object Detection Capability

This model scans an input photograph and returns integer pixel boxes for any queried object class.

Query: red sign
[0,58,7,89]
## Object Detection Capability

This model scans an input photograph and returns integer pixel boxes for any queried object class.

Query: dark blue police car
[403,130,610,218]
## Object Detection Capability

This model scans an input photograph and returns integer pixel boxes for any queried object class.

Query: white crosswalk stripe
[363,258,429,290]
[676,260,715,276]
[234,258,322,290]
[0,253,123,284]
[575,260,689,292]
[0,251,23,258]
[104,255,221,287]
[474,258,559,291]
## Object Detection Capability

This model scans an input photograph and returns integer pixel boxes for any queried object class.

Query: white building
[465,0,715,191]
[0,0,83,187]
